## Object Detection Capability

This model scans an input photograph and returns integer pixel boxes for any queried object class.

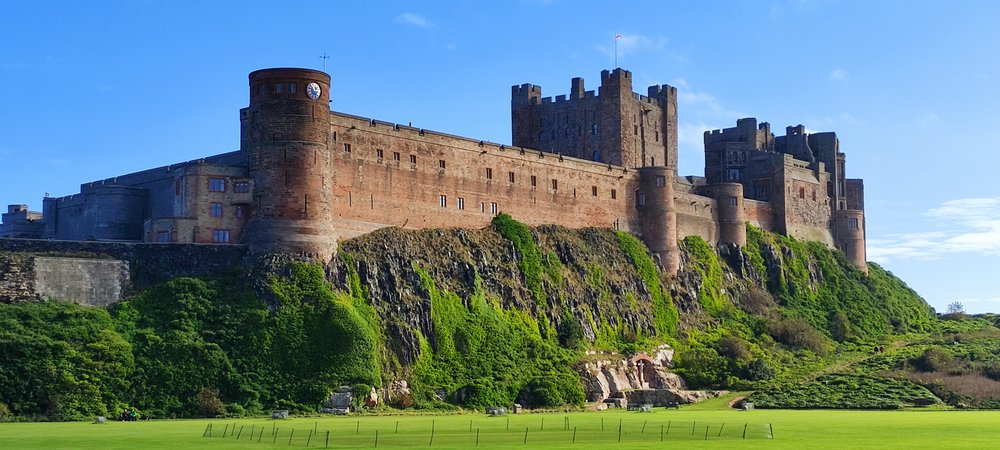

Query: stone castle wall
[0,239,247,305]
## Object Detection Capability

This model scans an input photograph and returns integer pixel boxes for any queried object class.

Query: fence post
[326,430,330,448]
[237,425,244,440]
[743,423,747,439]
[641,420,647,434]
[273,428,278,444]
[691,421,696,435]
[541,417,544,431]
[660,424,663,442]
[250,425,255,440]
[770,423,774,439]
[288,429,295,446]
[258,427,264,443]
[429,421,435,447]
[618,419,622,442]
[375,429,379,448]
[476,427,480,446]
[223,424,229,438]
[704,425,709,440]
[718,423,725,437]
[523,427,529,445]
[307,429,313,447]
[357,420,360,435]
[573,427,577,444]
[396,420,400,434]
[667,420,671,435]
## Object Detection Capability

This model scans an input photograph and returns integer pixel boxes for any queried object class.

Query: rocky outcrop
[578,344,715,407]
[333,226,670,374]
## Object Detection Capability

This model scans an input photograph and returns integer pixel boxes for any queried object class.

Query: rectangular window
[727,168,741,181]
[157,231,170,243]
[508,171,515,183]
[611,189,617,200]
[234,181,250,193]
[439,159,446,169]
[376,149,384,160]
[530,175,537,188]
[344,143,352,153]
[491,202,498,215]
[275,83,284,93]
[849,217,859,230]
[393,151,401,161]
[288,83,296,93]
[209,177,225,192]
[551,179,558,190]
[799,187,806,199]
[409,154,417,164]
[210,202,223,217]
[174,179,181,195]
[728,196,738,207]
[236,206,245,219]
[480,202,486,213]
[755,184,769,200]
[486,168,493,180]
[212,229,230,243]
[439,195,447,208]
[637,191,646,207]
[656,175,665,187]
[591,186,598,196]
[457,197,465,210]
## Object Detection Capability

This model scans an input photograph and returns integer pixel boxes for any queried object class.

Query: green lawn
[2,407,998,449]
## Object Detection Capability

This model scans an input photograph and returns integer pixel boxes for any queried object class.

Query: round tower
[835,209,868,273]
[240,68,337,260]
[636,167,679,274]
[714,182,746,247]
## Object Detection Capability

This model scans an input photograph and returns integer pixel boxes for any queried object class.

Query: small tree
[195,387,226,417]
[946,302,965,315]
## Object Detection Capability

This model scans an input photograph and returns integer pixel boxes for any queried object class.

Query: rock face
[322,386,353,415]
[333,226,676,376]
[579,344,717,407]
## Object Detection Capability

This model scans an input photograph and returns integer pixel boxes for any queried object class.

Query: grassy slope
[3,409,1000,449]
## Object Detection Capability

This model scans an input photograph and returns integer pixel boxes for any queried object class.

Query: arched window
[592,150,601,162]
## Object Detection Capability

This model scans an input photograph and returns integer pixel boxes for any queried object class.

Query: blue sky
[2,0,998,313]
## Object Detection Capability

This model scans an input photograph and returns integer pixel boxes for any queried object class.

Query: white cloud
[916,112,942,127]
[868,196,1000,263]
[395,13,434,29]
[597,33,669,64]
[829,68,848,82]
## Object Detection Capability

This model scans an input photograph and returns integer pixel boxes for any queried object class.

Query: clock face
[306,82,321,100]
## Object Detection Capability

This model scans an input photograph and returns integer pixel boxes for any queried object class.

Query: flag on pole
[615,33,621,39]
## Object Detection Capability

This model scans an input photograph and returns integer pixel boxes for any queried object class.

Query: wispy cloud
[916,112,942,127]
[868,196,1000,263]
[829,68,848,82]
[597,33,669,64]
[395,13,434,29]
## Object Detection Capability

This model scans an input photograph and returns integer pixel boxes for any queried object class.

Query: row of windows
[257,83,297,95]
[212,229,230,243]
[439,195,499,214]
[207,178,251,193]
[344,143,620,199]
[209,203,245,219]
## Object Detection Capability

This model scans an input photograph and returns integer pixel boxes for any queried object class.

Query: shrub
[912,347,956,373]
[717,335,751,360]
[675,346,727,388]
[195,387,226,417]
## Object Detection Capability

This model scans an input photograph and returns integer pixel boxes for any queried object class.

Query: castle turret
[240,68,337,260]
[714,182,746,247]
[835,209,867,273]
[637,167,679,274]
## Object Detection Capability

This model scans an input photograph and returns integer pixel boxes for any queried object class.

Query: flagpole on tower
[614,34,621,68]
[319,52,330,72]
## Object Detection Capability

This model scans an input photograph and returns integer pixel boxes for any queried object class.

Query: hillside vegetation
[0,217,974,420]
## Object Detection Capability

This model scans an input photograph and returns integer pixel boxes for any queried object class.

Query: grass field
[3,400,999,449]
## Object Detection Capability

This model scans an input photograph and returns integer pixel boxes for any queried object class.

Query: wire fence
[201,416,774,448]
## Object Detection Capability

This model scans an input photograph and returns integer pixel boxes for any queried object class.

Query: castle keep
[1,67,867,274]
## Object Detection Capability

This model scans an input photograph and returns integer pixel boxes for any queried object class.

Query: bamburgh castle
[1,67,867,274]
